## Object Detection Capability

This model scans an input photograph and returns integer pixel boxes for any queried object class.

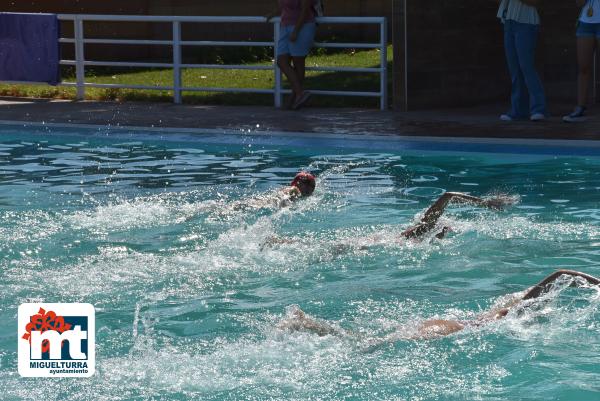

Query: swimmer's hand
[260,236,296,251]
[278,305,342,337]
[277,306,306,330]
[282,186,302,198]
[434,226,452,240]
[483,195,519,210]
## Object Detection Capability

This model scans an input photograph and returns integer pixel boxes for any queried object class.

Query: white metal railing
[30,15,388,110]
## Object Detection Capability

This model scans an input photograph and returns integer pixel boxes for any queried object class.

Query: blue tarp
[0,13,60,85]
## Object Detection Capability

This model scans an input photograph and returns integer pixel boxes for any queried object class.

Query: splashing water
[0,128,599,400]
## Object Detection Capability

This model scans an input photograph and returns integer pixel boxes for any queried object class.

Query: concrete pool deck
[0,98,598,141]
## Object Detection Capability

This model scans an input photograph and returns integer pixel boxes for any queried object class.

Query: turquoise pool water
[0,126,599,400]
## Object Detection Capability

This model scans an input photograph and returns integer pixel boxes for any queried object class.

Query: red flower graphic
[22,308,72,353]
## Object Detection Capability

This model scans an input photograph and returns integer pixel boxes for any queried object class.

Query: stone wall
[404,0,594,109]
[540,0,586,104]
[405,1,504,108]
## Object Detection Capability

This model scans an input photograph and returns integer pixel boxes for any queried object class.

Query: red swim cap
[290,172,316,188]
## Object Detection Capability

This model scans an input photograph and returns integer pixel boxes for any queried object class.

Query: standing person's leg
[292,56,306,87]
[289,22,316,110]
[277,26,304,106]
[576,37,596,107]
[283,57,306,109]
[277,54,303,102]
[597,36,600,104]
[503,21,529,119]
[596,35,600,103]
[563,23,597,122]
[513,21,547,119]
[291,56,309,109]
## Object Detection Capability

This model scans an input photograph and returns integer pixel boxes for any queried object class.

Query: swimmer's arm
[420,192,486,225]
[401,193,459,238]
[260,236,297,250]
[298,318,344,337]
[522,269,600,300]
[444,193,507,209]
[283,186,302,198]
[231,191,276,211]
[278,312,345,337]
[402,192,501,239]
[476,307,510,322]
[361,332,409,352]
[421,191,514,225]
[274,187,301,208]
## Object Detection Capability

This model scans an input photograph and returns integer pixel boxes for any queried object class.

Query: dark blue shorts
[576,21,600,38]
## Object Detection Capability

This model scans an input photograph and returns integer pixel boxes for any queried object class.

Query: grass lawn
[0,46,393,108]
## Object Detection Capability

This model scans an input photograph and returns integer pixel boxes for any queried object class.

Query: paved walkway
[0,98,598,140]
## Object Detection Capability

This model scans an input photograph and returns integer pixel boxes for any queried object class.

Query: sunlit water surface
[0,127,599,400]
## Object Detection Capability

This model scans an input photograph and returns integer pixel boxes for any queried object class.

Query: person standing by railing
[267,0,317,110]
[563,0,600,122]
[495,0,548,122]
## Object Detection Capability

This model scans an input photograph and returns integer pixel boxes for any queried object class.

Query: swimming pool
[1,124,599,400]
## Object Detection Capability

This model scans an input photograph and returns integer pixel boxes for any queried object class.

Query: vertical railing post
[74,16,86,101]
[172,21,182,104]
[273,20,282,108]
[594,50,597,104]
[380,18,388,111]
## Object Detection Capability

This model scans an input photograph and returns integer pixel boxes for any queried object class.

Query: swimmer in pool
[277,270,600,340]
[262,191,516,249]
[282,171,317,200]
[228,171,316,212]
[401,191,517,240]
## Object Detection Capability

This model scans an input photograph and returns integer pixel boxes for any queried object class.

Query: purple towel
[0,13,60,85]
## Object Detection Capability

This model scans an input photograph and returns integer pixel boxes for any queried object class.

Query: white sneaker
[530,113,546,122]
[500,114,513,121]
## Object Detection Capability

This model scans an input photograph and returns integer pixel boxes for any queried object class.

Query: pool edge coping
[1,119,599,150]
